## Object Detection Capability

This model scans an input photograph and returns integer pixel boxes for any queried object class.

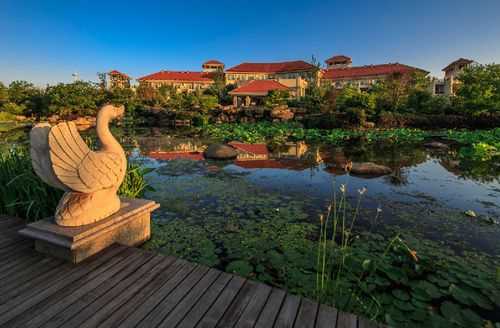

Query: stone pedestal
[19,198,160,264]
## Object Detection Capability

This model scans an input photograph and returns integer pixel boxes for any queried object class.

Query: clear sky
[1,0,500,86]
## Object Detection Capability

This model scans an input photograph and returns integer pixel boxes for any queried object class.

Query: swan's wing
[30,123,69,191]
[48,121,124,193]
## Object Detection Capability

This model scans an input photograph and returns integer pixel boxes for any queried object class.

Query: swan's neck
[96,112,122,153]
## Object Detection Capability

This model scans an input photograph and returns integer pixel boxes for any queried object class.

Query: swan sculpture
[30,104,127,227]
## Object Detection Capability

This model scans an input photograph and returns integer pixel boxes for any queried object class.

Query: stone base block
[19,198,159,264]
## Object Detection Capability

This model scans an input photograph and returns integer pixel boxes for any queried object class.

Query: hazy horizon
[1,0,500,86]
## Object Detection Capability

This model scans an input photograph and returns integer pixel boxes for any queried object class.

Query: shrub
[2,102,26,115]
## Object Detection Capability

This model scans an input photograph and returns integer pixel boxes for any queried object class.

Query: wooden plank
[357,317,380,328]
[71,254,176,328]
[135,265,210,328]
[234,282,272,328]
[294,298,319,328]
[21,249,149,328]
[316,304,338,328]
[0,254,44,280]
[254,288,287,328]
[214,279,260,328]
[274,294,301,328]
[193,275,246,328]
[96,258,188,328]
[0,242,33,259]
[0,244,127,325]
[157,268,221,327]
[176,272,233,328]
[0,260,70,304]
[0,257,62,295]
[0,217,24,229]
[336,311,357,328]
[118,260,197,328]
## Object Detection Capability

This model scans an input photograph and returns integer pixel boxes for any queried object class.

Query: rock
[350,162,392,176]
[362,121,375,129]
[204,144,238,160]
[271,107,294,121]
[424,141,449,149]
[465,210,477,218]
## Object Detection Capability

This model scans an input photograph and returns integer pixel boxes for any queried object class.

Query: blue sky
[1,0,500,85]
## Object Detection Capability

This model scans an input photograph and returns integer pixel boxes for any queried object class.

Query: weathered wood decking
[0,215,383,328]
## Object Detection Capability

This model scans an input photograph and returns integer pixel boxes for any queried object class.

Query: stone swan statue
[30,104,127,227]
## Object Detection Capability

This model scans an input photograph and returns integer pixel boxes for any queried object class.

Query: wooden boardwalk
[0,215,384,328]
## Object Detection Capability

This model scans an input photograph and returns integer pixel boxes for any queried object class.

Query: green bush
[0,111,17,122]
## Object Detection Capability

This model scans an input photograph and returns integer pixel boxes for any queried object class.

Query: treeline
[0,64,498,124]
[0,79,234,121]
[293,64,500,125]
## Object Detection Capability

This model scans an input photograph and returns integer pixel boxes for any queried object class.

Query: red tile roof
[325,55,352,64]
[442,58,474,72]
[322,63,428,80]
[203,60,224,65]
[226,60,316,73]
[148,151,204,161]
[138,71,214,83]
[228,142,269,156]
[109,70,130,79]
[229,80,289,96]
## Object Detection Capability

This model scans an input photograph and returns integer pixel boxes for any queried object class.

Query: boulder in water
[350,162,392,177]
[204,144,238,160]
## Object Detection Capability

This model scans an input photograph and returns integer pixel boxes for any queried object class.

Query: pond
[2,124,500,327]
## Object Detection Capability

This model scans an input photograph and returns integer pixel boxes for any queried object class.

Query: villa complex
[113,55,473,102]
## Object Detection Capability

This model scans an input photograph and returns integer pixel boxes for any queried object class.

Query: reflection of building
[229,142,269,160]
[228,80,289,107]
[225,60,318,97]
[433,58,475,95]
[274,142,308,159]
[108,70,131,89]
[321,56,428,91]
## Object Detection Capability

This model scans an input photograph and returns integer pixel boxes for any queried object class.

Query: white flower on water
[358,187,367,195]
[339,184,346,193]
[377,207,383,213]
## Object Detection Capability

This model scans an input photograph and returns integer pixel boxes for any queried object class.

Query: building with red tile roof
[108,70,131,89]
[229,80,288,96]
[225,60,318,98]
[325,55,352,69]
[138,70,215,93]
[321,60,428,91]
[228,80,289,106]
[202,60,225,73]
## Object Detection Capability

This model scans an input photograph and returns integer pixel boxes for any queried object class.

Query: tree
[45,81,105,116]
[0,82,8,106]
[336,85,375,111]
[370,71,430,113]
[456,64,500,114]
[264,90,290,108]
